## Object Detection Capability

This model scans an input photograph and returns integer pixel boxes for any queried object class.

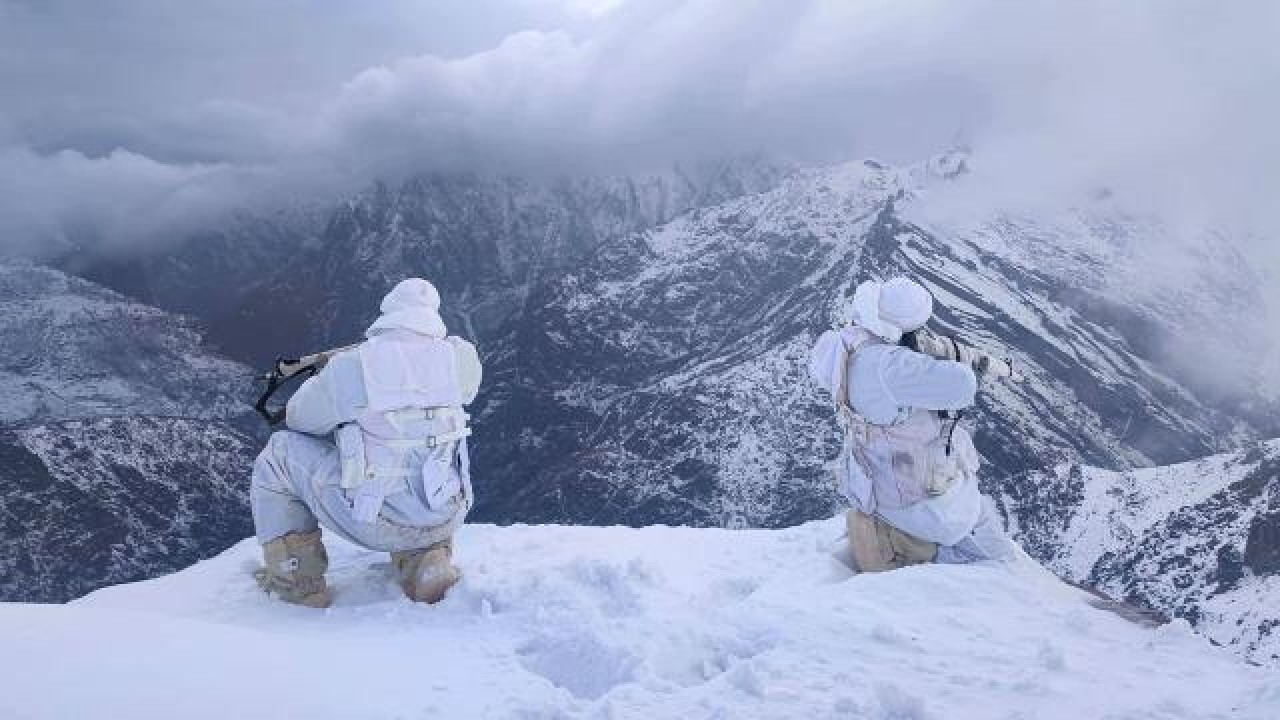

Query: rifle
[900,327,1024,455]
[255,344,359,426]
[901,328,1026,383]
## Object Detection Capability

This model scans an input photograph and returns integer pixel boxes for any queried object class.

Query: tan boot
[847,509,937,573]
[391,539,459,604]
[255,530,332,608]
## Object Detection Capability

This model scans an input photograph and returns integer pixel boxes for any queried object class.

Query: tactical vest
[833,328,979,515]
[332,334,473,523]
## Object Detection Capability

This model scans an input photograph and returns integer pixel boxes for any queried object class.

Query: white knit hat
[851,277,934,342]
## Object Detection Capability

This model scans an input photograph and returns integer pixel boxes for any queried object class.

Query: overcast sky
[0,0,1277,261]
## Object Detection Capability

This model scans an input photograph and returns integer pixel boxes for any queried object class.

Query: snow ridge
[3,519,1274,719]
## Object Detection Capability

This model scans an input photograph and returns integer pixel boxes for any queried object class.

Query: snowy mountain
[0,262,254,426]
[35,154,1278,643]
[465,154,1276,527]
[2,518,1274,719]
[206,156,790,366]
[0,417,258,603]
[95,154,1276,532]
[0,263,262,602]
[1001,438,1280,666]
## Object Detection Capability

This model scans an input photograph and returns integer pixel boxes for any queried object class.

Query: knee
[264,430,297,455]
[252,431,300,492]
[259,430,310,465]
[847,510,936,572]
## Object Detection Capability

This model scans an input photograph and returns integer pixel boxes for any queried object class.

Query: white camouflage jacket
[810,325,984,545]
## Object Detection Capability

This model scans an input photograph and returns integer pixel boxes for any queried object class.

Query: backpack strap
[832,328,894,514]
[833,329,879,425]
[383,406,471,444]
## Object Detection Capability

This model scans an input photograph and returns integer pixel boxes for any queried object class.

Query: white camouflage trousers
[935,497,1016,564]
[250,430,468,552]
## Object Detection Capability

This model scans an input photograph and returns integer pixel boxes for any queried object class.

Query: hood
[365,278,448,339]
[851,277,933,343]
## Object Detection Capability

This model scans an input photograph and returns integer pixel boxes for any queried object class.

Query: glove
[975,355,1026,383]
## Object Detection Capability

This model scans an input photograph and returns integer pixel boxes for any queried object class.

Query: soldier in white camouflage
[251,278,482,607]
[810,277,1020,571]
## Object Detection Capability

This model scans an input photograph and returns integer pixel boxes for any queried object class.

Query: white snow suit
[250,279,482,553]
[810,324,1012,564]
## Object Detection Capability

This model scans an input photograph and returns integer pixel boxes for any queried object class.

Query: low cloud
[0,0,1276,269]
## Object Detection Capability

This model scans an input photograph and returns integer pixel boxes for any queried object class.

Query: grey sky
[0,0,571,158]
[0,0,1276,262]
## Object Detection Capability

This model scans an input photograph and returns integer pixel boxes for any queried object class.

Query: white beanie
[851,277,933,342]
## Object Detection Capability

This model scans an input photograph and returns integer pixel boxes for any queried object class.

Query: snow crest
[1,519,1273,719]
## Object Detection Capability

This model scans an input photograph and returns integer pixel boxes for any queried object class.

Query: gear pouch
[924,438,960,496]
[335,424,367,490]
[924,426,978,497]
[837,437,875,511]
[421,450,462,512]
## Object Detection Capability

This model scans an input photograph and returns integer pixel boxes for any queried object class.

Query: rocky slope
[0,263,255,426]
[1000,438,1280,666]
[0,417,258,602]
[0,262,260,602]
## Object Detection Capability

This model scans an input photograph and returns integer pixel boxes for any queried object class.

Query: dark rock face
[1245,512,1280,576]
[205,160,794,369]
[0,418,256,602]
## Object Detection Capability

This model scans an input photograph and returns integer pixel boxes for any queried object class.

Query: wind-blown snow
[1,519,1273,719]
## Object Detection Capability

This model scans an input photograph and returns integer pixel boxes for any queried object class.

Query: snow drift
[1,518,1274,719]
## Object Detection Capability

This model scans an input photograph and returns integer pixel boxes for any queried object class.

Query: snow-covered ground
[2,519,1275,719]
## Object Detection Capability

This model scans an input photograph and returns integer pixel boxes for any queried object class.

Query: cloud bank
[0,0,1277,262]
